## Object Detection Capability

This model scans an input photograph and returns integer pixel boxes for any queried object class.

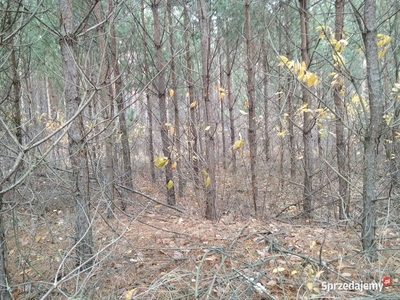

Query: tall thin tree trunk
[142,0,156,184]
[299,0,314,220]
[109,0,132,210]
[0,195,11,299]
[219,53,227,170]
[388,2,400,200]
[245,0,258,217]
[167,0,184,197]
[285,7,296,178]
[10,36,22,146]
[225,29,236,172]
[59,0,93,269]
[184,4,200,190]
[262,40,270,162]
[334,0,350,220]
[95,3,115,219]
[362,0,382,261]
[198,0,217,220]
[152,0,176,205]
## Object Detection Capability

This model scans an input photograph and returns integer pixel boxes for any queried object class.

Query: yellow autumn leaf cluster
[277,56,319,87]
[317,26,348,54]
[359,33,391,60]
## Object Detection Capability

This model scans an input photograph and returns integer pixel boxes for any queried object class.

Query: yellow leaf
[277,130,288,137]
[307,73,318,87]
[377,34,392,48]
[301,61,307,70]
[232,139,245,150]
[337,39,348,53]
[205,126,211,131]
[272,267,285,273]
[306,282,313,291]
[171,162,177,170]
[297,69,305,81]
[190,101,197,109]
[244,101,249,109]
[291,270,298,276]
[316,25,331,39]
[169,89,174,97]
[333,53,345,67]
[277,55,289,66]
[310,240,317,249]
[186,92,189,98]
[394,132,400,138]
[220,92,226,100]
[167,180,174,190]
[378,48,387,60]
[155,156,169,168]
[125,289,136,299]
[165,122,172,126]
[205,176,211,187]
[351,95,360,103]
[170,127,175,135]
[38,113,47,122]
[203,169,209,176]
[308,267,314,277]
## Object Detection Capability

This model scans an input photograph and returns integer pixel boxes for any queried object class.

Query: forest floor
[5,175,400,300]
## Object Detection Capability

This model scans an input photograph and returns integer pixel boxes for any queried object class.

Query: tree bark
[184,3,200,190]
[167,0,184,197]
[299,0,314,220]
[245,0,258,217]
[219,53,227,170]
[10,33,22,147]
[225,26,236,172]
[198,0,217,220]
[109,0,132,210]
[141,0,156,184]
[334,0,350,220]
[285,6,295,178]
[59,0,93,269]
[94,2,115,218]
[151,0,176,206]
[0,195,11,299]
[362,0,382,261]
[262,39,270,162]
